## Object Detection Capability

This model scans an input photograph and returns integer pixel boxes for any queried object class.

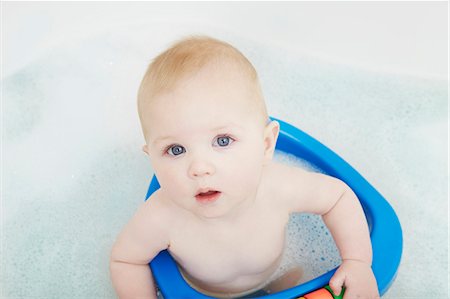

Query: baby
[110,36,379,299]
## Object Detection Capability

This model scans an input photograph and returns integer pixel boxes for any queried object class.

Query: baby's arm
[318,181,378,299]
[110,195,170,299]
[277,164,379,298]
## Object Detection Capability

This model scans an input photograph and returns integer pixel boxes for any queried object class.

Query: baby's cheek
[157,167,188,194]
[226,157,262,192]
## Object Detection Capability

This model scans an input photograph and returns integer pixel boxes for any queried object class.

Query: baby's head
[137,36,279,218]
[138,36,269,141]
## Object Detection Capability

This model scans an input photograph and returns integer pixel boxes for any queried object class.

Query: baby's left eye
[214,136,234,147]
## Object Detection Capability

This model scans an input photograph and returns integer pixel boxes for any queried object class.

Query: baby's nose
[188,159,216,178]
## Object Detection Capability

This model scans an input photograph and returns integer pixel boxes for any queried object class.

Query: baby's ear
[142,144,150,156]
[263,120,280,162]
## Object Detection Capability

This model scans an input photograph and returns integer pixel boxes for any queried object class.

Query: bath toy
[297,285,344,299]
[145,117,402,298]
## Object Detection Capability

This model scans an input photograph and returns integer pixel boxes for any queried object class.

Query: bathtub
[2,2,448,298]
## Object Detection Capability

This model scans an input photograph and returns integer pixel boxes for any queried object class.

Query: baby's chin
[194,201,230,219]
[194,200,249,220]
[194,196,256,221]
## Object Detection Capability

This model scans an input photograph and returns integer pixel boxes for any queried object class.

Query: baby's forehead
[142,62,267,132]
[156,65,257,103]
[185,60,254,88]
[147,90,263,134]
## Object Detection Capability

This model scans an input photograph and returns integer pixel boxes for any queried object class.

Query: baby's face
[142,65,275,219]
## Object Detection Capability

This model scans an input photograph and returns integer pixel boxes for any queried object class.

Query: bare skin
[110,63,379,299]
[156,161,292,297]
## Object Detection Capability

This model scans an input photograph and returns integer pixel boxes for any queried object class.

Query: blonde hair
[137,35,268,139]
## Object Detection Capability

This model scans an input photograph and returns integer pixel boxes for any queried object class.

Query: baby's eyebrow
[153,136,173,146]
[152,124,243,146]
[212,124,243,132]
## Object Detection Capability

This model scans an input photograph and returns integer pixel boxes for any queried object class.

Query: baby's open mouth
[195,190,221,203]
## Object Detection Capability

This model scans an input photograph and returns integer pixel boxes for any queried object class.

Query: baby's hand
[329,259,380,299]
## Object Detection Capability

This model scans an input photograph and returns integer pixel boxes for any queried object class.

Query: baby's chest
[169,215,288,282]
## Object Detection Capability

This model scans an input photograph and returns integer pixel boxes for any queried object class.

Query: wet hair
[137,35,268,139]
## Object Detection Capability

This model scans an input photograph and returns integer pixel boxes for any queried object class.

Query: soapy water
[2,25,448,298]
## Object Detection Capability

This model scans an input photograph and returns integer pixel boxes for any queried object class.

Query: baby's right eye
[167,145,185,156]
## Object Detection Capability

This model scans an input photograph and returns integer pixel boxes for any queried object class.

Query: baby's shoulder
[261,161,348,214]
[262,161,309,185]
[259,161,308,199]
[145,190,193,228]
[141,190,177,226]
[260,161,319,207]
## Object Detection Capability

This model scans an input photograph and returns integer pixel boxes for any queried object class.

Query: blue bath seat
[145,117,402,298]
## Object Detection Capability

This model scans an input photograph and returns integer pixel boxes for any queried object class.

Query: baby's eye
[213,136,234,147]
[167,145,186,156]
